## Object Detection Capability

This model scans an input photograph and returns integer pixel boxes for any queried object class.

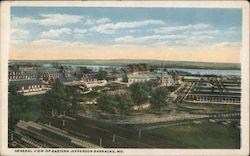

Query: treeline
[8,85,30,128]
[8,80,84,128]
[41,80,84,115]
[8,81,170,127]
[97,82,169,118]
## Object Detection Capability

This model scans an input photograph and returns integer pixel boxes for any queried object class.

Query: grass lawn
[20,95,43,121]
[146,121,240,149]
[183,102,240,113]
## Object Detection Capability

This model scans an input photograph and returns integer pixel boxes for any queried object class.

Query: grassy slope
[147,122,240,149]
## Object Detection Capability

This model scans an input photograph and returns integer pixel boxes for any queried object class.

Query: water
[42,63,241,76]
[61,64,124,72]
[164,68,241,76]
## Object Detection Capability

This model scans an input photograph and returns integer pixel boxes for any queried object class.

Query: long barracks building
[184,78,241,105]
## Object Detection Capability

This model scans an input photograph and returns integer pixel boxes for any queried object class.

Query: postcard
[0,1,249,156]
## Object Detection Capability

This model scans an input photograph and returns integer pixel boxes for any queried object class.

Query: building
[184,77,241,104]
[9,80,49,96]
[83,80,108,88]
[127,71,174,87]
[80,74,97,82]
[8,68,38,81]
[40,69,62,83]
[58,75,81,86]
[59,66,75,77]
[106,89,128,95]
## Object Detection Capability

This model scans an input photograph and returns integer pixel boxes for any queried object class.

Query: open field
[10,59,240,70]
[36,115,189,148]
[180,102,240,114]
[146,121,240,149]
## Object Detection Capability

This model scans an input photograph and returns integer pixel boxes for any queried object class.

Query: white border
[0,1,249,156]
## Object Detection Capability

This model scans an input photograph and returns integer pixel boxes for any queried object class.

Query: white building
[84,80,108,88]
[127,71,174,86]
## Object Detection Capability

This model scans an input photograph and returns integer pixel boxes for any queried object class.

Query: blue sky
[11,7,242,47]
[10,7,242,62]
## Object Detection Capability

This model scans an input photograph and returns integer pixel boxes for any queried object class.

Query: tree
[116,94,133,118]
[150,87,169,112]
[67,87,84,114]
[41,80,71,115]
[130,82,151,105]
[8,84,29,127]
[97,93,117,118]
[149,65,157,72]
[96,70,108,80]
[78,67,92,74]
[127,64,136,73]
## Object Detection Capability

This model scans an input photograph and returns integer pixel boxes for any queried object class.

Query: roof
[23,70,37,75]
[128,71,171,79]
[191,91,241,96]
[58,76,79,82]
[35,67,61,74]
[9,80,43,86]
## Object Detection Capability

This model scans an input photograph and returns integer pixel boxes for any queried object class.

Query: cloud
[214,42,241,47]
[12,14,83,26]
[191,30,220,35]
[11,28,30,39]
[32,39,66,45]
[90,20,165,34]
[223,26,241,35]
[39,14,82,26]
[11,12,241,49]
[31,39,91,48]
[114,25,238,47]
[84,19,95,25]
[74,28,88,34]
[73,28,89,38]
[11,28,30,45]
[11,17,35,26]
[89,26,115,34]
[96,18,110,24]
[80,17,111,26]
[115,34,187,44]
[114,31,218,47]
[41,28,71,38]
[153,24,212,34]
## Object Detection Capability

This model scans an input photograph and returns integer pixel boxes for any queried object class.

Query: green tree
[130,82,151,105]
[67,87,84,114]
[150,87,169,112]
[41,80,71,115]
[97,93,117,118]
[78,67,92,74]
[8,84,29,127]
[116,93,133,118]
[96,70,108,80]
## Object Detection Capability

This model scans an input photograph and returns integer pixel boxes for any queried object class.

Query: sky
[10,7,242,63]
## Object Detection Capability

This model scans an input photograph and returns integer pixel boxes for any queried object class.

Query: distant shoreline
[9,59,241,70]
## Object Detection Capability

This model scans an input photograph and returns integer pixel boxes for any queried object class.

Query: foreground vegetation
[146,121,240,149]
[8,85,42,127]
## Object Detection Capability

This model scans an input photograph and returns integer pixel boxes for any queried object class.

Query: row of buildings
[9,62,241,105]
[8,64,76,95]
[184,77,241,104]
[8,63,175,96]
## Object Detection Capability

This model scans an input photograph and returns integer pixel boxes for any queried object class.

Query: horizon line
[8,58,241,65]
